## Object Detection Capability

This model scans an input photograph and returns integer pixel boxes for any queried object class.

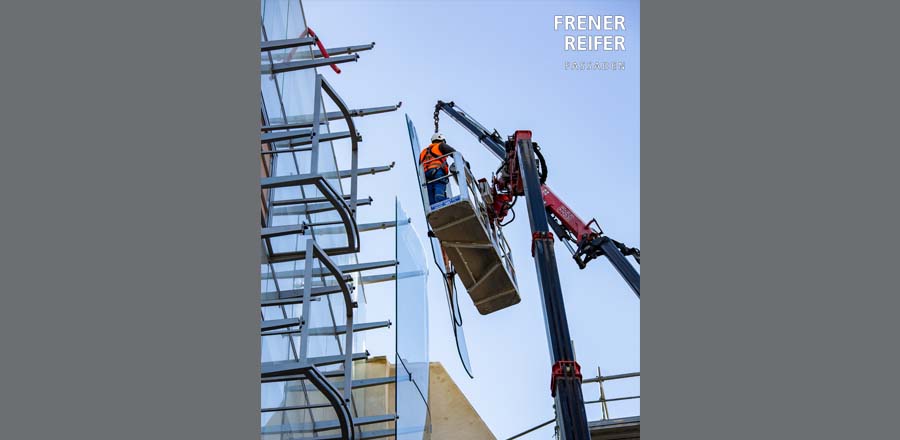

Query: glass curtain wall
[260,2,419,439]
[395,200,431,440]
[260,0,360,435]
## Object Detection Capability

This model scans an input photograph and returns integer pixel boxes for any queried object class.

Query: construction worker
[419,133,457,205]
[420,133,459,287]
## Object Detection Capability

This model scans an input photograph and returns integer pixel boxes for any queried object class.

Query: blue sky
[303,1,640,437]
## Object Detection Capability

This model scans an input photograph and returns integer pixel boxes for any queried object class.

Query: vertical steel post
[298,238,316,365]
[310,75,323,175]
[349,137,359,216]
[343,303,354,403]
[517,137,590,440]
[598,366,610,420]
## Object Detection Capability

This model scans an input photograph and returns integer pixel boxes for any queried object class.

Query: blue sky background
[303,1,639,437]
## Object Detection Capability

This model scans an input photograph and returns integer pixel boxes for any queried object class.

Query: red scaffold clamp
[531,231,554,257]
[550,360,583,397]
[306,27,341,74]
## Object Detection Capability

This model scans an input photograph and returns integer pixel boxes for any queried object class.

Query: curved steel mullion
[260,175,359,262]
[308,241,354,330]
[303,366,355,440]
[314,177,360,256]
[319,76,361,216]
[308,240,356,404]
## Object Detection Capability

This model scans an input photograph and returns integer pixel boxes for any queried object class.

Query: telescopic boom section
[434,101,505,159]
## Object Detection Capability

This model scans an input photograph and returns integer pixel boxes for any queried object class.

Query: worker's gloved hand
[449,163,458,174]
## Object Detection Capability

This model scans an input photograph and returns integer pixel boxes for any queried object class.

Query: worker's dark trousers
[425,168,449,206]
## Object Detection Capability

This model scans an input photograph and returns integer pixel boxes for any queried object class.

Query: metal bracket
[531,231,554,257]
[550,360,583,397]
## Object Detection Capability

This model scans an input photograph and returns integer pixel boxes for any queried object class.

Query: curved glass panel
[405,114,474,378]
[395,200,431,439]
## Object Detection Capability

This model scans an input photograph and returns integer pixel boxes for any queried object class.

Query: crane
[428,100,640,440]
[433,101,640,296]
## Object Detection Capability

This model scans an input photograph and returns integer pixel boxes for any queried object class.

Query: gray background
[0,1,260,439]
[644,0,899,438]
[0,0,897,439]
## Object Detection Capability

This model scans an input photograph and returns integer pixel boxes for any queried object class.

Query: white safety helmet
[431,132,446,143]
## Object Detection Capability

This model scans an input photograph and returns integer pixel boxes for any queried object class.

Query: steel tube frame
[260,21,400,440]
[584,395,640,404]
[259,175,359,260]
[310,75,324,174]
[312,43,375,59]
[263,320,390,337]
[261,402,333,413]
[260,128,313,144]
[263,165,390,185]
[261,318,302,332]
[291,239,358,403]
[261,352,368,376]
[506,418,556,440]
[264,53,359,75]
[583,371,640,384]
[517,137,590,440]
[359,269,427,285]
[257,364,354,439]
[260,36,316,52]
[298,240,316,365]
[304,74,366,217]
[287,375,396,393]
[261,284,344,303]
[287,130,355,147]
[261,102,400,131]
[262,413,395,435]
[320,76,361,215]
[270,198,371,217]
[272,194,355,206]
[262,259,396,280]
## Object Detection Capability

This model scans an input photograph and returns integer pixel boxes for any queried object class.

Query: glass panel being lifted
[406,115,520,316]
[405,115,474,378]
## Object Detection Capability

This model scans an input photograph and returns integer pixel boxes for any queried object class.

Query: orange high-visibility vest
[419,143,448,173]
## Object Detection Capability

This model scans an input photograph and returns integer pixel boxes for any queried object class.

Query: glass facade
[395,201,431,440]
[260,1,427,438]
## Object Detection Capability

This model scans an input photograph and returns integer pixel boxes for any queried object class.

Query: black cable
[500,207,516,227]
[507,194,518,210]
[534,143,548,184]
[499,195,518,226]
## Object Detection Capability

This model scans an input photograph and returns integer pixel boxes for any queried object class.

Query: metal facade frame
[261,7,405,437]
[260,174,360,261]
[260,365,355,440]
